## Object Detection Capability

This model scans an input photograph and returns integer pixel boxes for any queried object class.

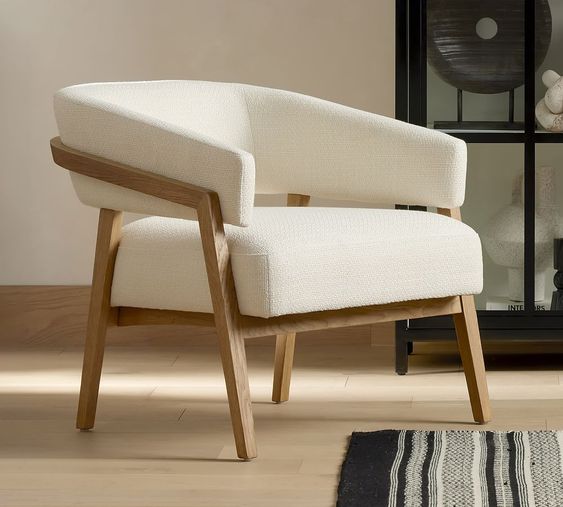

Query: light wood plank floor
[2,323,563,506]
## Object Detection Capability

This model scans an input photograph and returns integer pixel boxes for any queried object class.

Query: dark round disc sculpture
[427,0,552,94]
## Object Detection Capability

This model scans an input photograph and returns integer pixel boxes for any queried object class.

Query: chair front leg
[198,193,256,459]
[76,208,122,430]
[216,326,256,459]
[453,295,491,424]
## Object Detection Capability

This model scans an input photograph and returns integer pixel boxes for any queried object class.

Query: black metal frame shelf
[444,132,526,143]
[535,132,563,143]
[395,0,563,374]
[437,132,563,143]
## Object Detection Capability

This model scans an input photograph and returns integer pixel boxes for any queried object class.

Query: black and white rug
[338,430,563,507]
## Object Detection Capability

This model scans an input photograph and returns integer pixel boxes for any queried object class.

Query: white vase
[482,167,556,302]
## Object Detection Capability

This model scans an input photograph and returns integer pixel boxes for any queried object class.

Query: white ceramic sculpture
[536,70,563,131]
[482,167,556,301]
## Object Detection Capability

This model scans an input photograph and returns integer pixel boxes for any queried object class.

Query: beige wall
[0,0,395,284]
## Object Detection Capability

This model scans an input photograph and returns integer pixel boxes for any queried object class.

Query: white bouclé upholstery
[54,81,255,226]
[55,81,467,226]
[246,86,467,209]
[54,80,482,319]
[110,208,483,318]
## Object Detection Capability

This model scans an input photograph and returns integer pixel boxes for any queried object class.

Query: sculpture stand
[551,239,563,311]
[434,88,523,130]
[508,268,546,302]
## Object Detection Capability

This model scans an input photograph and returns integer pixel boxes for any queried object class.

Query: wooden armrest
[50,137,211,209]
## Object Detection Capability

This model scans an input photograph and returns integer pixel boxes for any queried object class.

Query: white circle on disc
[476,17,498,40]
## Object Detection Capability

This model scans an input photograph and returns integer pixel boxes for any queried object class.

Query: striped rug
[337,430,563,506]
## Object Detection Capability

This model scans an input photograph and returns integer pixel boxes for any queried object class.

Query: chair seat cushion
[110,208,483,318]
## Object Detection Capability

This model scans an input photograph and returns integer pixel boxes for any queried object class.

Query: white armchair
[51,81,490,460]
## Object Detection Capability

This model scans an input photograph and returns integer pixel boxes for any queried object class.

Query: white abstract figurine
[483,167,557,302]
[536,69,563,131]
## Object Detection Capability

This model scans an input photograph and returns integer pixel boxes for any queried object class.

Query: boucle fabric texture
[54,80,467,227]
[110,208,483,318]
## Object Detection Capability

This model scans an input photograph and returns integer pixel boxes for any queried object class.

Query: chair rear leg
[453,295,491,424]
[272,333,296,403]
[217,327,257,459]
[76,209,122,430]
[270,193,306,404]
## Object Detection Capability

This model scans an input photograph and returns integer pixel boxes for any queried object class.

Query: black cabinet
[395,0,563,374]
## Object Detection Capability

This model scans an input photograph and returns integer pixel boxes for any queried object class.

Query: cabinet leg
[395,332,409,375]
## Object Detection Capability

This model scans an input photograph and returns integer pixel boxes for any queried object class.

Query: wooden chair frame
[51,137,491,460]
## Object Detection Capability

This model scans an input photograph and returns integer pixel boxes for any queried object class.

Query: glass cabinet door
[462,144,525,311]
[535,146,563,312]
[535,2,563,312]
[403,0,563,315]
[535,1,563,135]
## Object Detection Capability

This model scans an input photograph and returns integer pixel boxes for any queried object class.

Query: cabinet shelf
[434,131,563,143]
[439,131,526,143]
[535,132,563,143]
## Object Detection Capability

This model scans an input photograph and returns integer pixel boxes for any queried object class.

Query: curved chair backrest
[244,85,466,209]
[54,81,466,227]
